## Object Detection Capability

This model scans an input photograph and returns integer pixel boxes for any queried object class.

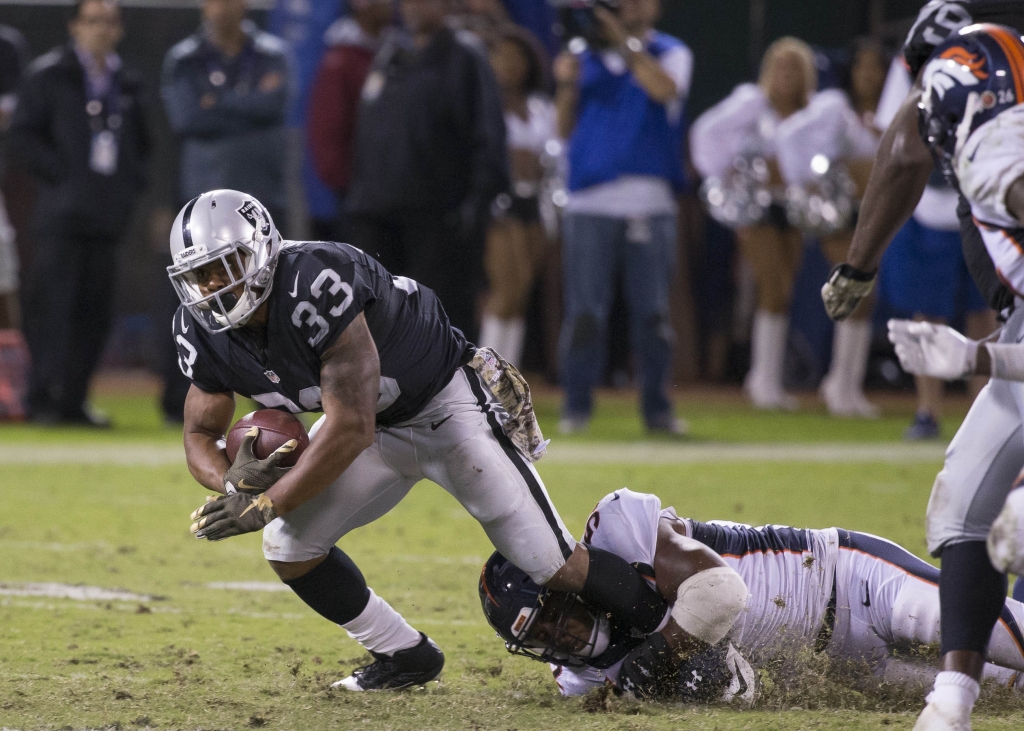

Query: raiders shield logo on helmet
[237,200,272,236]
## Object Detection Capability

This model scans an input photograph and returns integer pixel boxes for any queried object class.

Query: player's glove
[617,632,678,700]
[674,640,734,703]
[887,319,979,380]
[189,492,278,541]
[223,426,296,495]
[821,263,876,322]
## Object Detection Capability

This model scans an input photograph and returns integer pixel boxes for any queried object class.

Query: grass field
[2,379,1022,730]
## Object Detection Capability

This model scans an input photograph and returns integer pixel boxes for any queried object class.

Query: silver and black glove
[821,263,876,322]
[223,426,296,495]
[190,493,278,541]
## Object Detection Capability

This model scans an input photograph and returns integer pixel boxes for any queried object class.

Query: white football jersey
[551,489,839,697]
[955,104,1024,296]
[775,89,879,186]
[689,83,778,180]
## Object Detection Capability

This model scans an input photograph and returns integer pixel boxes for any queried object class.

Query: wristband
[832,262,877,282]
[985,342,1024,381]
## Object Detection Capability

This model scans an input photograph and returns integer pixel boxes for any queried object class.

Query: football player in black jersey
[168,189,670,690]
[820,4,1024,730]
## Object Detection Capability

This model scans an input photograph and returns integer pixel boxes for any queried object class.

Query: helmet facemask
[504,590,610,669]
[167,192,281,333]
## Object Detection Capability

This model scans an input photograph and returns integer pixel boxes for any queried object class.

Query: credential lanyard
[85,71,123,177]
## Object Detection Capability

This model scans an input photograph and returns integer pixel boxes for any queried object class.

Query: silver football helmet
[167,190,282,332]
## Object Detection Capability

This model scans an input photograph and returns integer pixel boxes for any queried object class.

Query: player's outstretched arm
[263,312,380,515]
[823,90,933,321]
[847,90,933,271]
[183,385,236,493]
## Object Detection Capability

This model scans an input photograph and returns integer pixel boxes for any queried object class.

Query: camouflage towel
[469,347,548,462]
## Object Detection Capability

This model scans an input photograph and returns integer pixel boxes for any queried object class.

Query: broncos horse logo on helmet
[479,552,611,669]
[919,23,1024,178]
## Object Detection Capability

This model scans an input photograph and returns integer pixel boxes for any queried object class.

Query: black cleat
[332,633,444,691]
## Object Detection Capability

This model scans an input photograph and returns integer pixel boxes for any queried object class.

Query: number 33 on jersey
[173,241,472,427]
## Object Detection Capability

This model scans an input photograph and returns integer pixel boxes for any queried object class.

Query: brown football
[225,409,309,467]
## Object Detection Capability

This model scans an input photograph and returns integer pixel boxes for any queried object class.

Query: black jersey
[172,241,473,426]
[904,1,1024,76]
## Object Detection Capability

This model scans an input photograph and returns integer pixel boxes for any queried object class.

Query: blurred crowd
[0,0,990,440]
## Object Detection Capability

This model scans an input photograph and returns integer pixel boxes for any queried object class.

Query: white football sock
[342,589,422,656]
[927,671,980,710]
[745,311,796,410]
[479,314,502,353]
[499,317,526,367]
[479,315,526,367]
[822,319,877,417]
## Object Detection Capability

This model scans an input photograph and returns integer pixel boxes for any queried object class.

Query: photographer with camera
[553,0,691,435]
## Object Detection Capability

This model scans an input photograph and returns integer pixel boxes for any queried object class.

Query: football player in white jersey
[480,489,1024,702]
[826,18,1024,731]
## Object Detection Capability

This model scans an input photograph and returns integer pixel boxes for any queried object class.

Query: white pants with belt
[926,302,1024,556]
[261,366,576,584]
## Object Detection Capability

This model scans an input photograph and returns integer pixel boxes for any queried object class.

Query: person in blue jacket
[553,0,691,435]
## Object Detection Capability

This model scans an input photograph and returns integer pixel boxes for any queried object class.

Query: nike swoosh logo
[181,310,189,334]
[430,414,453,431]
[289,273,300,298]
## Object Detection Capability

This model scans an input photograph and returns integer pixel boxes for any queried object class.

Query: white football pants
[926,301,1024,555]
[261,366,576,584]
[830,530,1024,676]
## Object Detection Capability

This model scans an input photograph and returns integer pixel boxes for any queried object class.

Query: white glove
[887,319,979,380]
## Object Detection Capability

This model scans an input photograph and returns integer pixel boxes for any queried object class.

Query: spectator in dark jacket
[0,24,29,331]
[347,0,509,340]
[158,0,289,423]
[162,0,290,219]
[307,0,394,239]
[10,0,149,426]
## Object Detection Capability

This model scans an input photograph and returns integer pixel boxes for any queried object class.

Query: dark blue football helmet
[918,23,1024,176]
[479,552,609,669]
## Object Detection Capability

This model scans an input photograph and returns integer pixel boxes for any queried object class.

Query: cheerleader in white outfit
[775,39,888,417]
[691,38,816,411]
[478,26,556,368]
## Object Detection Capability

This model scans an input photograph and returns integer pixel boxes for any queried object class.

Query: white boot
[478,315,526,368]
[914,701,972,731]
[988,487,1024,575]
[744,311,798,411]
[821,319,878,418]
[913,672,978,731]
